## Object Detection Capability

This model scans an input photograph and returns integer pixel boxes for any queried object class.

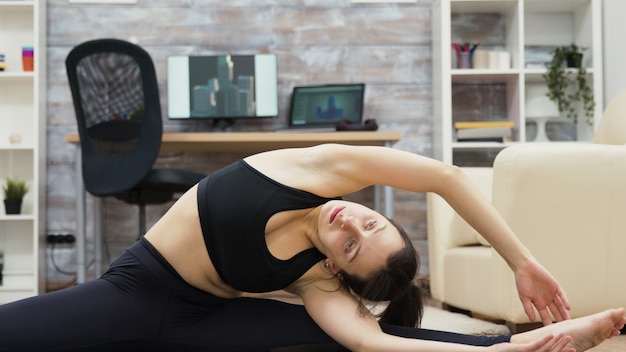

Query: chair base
[114,189,173,205]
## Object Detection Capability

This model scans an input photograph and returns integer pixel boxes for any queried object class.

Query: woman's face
[317,200,404,279]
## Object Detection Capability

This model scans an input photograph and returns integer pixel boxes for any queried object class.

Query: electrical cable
[49,242,77,276]
[48,243,78,290]
[102,197,112,266]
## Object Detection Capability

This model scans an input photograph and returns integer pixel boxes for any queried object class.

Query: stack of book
[454,121,515,142]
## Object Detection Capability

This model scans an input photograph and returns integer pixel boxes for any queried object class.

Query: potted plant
[542,44,595,126]
[2,177,29,215]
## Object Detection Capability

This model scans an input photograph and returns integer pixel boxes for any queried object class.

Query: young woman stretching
[0,144,623,351]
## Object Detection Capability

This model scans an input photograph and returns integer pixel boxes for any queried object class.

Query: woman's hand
[515,258,571,325]
[489,334,573,352]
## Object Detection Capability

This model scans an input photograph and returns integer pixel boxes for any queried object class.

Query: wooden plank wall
[45,0,444,289]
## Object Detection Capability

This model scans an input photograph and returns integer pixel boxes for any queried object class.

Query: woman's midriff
[143,185,244,299]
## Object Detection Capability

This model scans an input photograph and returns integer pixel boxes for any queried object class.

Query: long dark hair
[339,219,424,327]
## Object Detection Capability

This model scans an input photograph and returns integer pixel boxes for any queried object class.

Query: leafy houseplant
[2,177,29,215]
[542,44,595,126]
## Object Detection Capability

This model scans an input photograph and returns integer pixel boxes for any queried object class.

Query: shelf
[0,286,35,293]
[451,1,518,13]
[0,269,34,278]
[524,0,591,13]
[0,0,43,302]
[452,142,516,149]
[0,270,36,293]
[452,69,519,83]
[0,72,36,79]
[452,68,519,75]
[0,145,35,151]
[432,0,602,165]
[0,214,35,221]
[0,1,34,10]
[525,68,594,83]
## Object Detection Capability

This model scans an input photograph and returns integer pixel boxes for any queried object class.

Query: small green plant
[542,44,595,126]
[2,177,29,200]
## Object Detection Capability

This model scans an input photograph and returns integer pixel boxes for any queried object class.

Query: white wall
[603,0,626,105]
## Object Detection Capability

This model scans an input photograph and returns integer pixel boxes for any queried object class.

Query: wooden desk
[65,131,402,153]
[65,131,402,283]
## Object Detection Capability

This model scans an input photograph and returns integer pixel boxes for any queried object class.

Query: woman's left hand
[515,258,571,325]
[488,334,573,352]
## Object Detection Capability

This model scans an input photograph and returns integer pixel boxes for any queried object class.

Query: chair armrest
[492,143,626,317]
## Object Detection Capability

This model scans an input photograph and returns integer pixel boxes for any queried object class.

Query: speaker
[336,119,378,131]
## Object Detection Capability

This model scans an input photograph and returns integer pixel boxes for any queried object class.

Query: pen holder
[22,46,34,72]
[457,52,473,69]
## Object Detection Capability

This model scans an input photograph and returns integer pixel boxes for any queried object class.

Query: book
[456,137,507,143]
[454,121,515,129]
[456,126,512,139]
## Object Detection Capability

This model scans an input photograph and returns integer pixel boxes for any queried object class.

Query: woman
[0,144,623,351]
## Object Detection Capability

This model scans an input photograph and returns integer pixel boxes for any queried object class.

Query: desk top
[65,131,402,153]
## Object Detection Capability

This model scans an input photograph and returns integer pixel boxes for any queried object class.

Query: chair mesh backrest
[77,52,144,129]
[66,39,162,196]
[76,52,145,153]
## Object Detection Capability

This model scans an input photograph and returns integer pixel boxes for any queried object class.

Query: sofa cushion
[448,209,484,246]
[452,167,494,247]
[443,246,501,317]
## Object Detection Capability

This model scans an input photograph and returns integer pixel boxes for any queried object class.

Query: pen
[470,41,480,54]
[452,42,461,54]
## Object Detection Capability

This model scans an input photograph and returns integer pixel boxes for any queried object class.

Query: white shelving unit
[0,0,46,303]
[432,0,603,166]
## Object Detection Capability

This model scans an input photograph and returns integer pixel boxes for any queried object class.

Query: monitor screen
[167,54,278,119]
[288,84,365,128]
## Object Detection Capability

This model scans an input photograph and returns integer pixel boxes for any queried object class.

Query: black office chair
[66,38,206,236]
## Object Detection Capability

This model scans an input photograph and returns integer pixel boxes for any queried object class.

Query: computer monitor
[288,84,365,129]
[167,54,278,122]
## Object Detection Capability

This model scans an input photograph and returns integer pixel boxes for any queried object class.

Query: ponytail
[340,219,424,327]
[379,284,424,327]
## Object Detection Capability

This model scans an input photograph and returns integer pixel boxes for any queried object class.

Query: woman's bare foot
[511,308,626,352]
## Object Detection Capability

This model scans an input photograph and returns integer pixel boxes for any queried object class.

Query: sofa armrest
[492,143,626,317]
[427,167,493,301]
[426,192,456,301]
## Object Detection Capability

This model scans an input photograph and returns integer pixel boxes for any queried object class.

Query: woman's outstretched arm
[307,144,570,324]
[248,144,570,324]
[293,279,572,352]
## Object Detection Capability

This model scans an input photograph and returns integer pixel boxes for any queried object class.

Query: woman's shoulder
[285,259,344,297]
[244,144,379,198]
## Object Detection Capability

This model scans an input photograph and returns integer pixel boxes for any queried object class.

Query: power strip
[46,233,76,245]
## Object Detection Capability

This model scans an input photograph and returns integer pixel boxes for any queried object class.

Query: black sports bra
[197,160,337,293]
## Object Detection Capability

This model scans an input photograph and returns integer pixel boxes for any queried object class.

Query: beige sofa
[427,90,626,330]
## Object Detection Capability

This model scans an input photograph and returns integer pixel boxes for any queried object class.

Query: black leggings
[0,238,510,351]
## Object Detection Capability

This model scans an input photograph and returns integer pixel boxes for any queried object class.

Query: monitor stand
[212,118,234,132]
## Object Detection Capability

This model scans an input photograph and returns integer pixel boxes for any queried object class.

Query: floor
[424,296,626,351]
[589,335,626,352]
[272,293,625,350]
